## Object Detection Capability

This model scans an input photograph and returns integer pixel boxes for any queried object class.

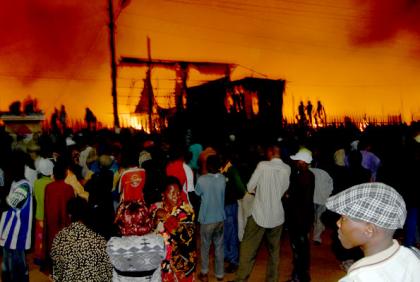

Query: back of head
[98,154,113,169]
[206,155,220,174]
[268,144,281,158]
[348,150,363,168]
[121,146,139,168]
[8,150,27,182]
[358,138,372,151]
[67,197,88,223]
[53,160,68,180]
[168,145,184,161]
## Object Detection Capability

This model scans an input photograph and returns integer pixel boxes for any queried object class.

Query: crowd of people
[0,120,419,282]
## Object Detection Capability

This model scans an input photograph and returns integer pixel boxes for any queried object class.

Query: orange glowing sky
[1,0,420,126]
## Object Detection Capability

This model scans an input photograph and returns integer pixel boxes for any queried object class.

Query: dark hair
[126,201,142,213]
[348,150,363,167]
[168,145,184,161]
[67,197,88,222]
[8,150,27,181]
[53,160,67,180]
[162,176,182,194]
[206,155,220,173]
[120,146,139,168]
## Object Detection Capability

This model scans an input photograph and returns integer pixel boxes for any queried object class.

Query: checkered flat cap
[326,182,406,229]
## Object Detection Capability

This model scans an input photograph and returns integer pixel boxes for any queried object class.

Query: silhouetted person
[23,97,37,115]
[84,155,115,239]
[285,149,315,282]
[9,101,21,115]
[51,108,59,133]
[347,150,371,186]
[315,100,326,126]
[59,105,67,132]
[297,101,306,126]
[306,101,313,126]
[85,107,97,131]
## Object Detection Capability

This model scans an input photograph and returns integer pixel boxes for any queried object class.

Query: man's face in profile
[336,215,369,249]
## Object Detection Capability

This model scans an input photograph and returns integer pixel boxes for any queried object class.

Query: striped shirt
[247,158,290,228]
[0,179,34,250]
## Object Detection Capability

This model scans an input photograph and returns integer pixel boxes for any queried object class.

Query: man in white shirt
[231,144,290,282]
[326,182,420,282]
[309,167,333,244]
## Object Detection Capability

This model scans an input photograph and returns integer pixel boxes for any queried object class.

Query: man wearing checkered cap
[326,182,420,282]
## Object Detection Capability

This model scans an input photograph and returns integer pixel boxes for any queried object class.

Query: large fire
[128,115,144,131]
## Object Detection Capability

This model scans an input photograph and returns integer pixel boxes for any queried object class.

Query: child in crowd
[326,182,420,281]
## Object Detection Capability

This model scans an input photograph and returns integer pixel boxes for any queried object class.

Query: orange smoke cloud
[0,0,108,85]
[352,0,420,49]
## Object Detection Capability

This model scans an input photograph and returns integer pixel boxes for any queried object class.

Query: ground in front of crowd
[19,228,344,282]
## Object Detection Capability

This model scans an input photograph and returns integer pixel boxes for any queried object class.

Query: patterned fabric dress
[115,200,153,236]
[107,234,165,282]
[152,202,197,282]
[50,222,113,282]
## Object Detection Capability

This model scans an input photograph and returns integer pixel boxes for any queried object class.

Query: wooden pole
[108,0,120,130]
[147,37,153,131]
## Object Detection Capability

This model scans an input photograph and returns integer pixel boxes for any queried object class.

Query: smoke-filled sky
[1,0,420,126]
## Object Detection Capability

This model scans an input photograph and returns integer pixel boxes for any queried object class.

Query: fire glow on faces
[164,184,181,208]
[336,215,371,249]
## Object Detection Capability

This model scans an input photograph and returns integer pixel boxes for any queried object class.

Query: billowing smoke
[0,1,109,85]
[352,0,420,47]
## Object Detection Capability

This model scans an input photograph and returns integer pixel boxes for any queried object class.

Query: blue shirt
[195,173,225,224]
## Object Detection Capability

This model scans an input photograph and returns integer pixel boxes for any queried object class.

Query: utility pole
[146,37,153,131]
[108,0,120,130]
